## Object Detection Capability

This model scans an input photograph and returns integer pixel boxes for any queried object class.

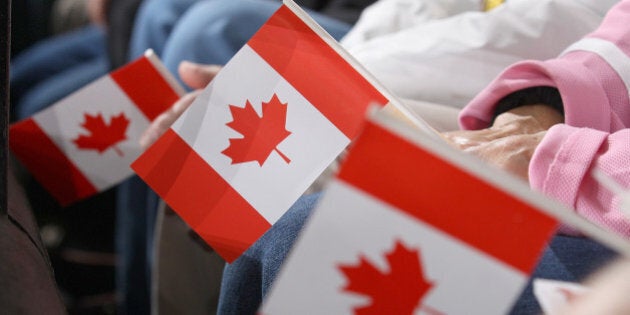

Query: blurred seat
[10,156,118,314]
[151,201,225,314]
[0,162,66,313]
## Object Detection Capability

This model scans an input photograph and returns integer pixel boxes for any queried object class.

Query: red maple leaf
[221,93,292,166]
[338,240,437,315]
[73,112,130,157]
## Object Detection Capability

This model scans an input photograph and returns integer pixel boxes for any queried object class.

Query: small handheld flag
[260,108,630,314]
[10,50,184,206]
[131,0,426,262]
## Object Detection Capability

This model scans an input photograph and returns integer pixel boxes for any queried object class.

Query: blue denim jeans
[128,0,201,60]
[217,193,618,315]
[130,0,352,87]
[160,0,352,85]
[10,25,108,120]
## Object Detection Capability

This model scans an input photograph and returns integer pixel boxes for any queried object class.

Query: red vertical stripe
[132,130,272,262]
[337,121,558,274]
[9,119,98,206]
[110,57,180,121]
[248,5,387,139]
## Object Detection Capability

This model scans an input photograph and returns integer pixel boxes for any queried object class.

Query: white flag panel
[262,180,528,315]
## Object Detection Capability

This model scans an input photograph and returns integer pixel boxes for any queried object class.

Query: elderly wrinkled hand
[139,61,222,149]
[441,104,563,181]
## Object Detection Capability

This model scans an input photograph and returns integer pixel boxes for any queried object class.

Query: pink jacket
[459,0,630,237]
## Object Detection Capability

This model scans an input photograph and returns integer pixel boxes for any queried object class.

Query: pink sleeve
[459,0,630,131]
[457,0,630,236]
[530,125,630,237]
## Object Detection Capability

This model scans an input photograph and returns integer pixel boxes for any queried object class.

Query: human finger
[139,90,201,149]
[178,61,222,90]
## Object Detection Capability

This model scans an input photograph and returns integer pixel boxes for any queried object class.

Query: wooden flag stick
[282,0,442,139]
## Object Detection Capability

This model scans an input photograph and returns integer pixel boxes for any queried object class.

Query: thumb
[139,90,201,150]
[178,61,222,90]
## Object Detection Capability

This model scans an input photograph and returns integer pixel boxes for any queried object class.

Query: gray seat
[0,164,66,313]
[151,201,225,315]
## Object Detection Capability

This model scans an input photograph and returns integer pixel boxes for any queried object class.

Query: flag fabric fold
[261,113,560,314]
[131,3,387,262]
[10,51,183,206]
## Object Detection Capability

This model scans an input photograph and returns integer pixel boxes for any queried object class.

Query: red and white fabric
[10,51,183,206]
[132,4,387,262]
[261,115,558,314]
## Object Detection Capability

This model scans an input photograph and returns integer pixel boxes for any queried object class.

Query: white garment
[341,0,619,108]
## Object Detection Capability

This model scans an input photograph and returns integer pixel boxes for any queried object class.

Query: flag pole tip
[144,49,156,58]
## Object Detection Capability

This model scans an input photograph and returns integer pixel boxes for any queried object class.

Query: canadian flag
[10,50,184,206]
[132,2,387,262]
[260,114,561,314]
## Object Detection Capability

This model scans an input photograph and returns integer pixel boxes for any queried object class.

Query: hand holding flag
[132,0,398,262]
[139,61,221,149]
